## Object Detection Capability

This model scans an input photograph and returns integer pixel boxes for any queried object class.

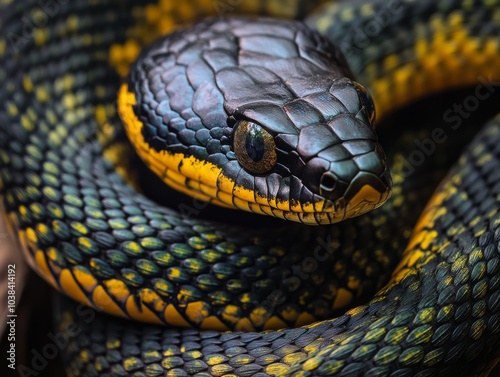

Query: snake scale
[1,0,500,376]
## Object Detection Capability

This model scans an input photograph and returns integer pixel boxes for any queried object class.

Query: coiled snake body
[0,0,499,376]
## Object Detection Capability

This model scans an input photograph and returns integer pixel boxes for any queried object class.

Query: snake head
[118,17,392,225]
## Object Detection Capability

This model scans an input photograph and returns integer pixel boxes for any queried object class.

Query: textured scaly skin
[0,0,499,376]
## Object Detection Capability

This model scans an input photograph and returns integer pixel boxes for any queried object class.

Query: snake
[1,0,500,376]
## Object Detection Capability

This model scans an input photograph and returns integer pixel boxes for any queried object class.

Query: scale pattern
[121,17,390,223]
[57,119,500,376]
[0,0,499,376]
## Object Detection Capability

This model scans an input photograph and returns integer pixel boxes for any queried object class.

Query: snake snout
[341,169,392,219]
[308,156,392,200]
[303,139,392,219]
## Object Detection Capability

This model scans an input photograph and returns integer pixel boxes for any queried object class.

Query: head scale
[118,18,392,225]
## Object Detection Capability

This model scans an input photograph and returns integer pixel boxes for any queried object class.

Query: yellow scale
[103,0,500,333]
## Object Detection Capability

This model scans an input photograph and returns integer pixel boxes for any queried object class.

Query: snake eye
[353,82,376,124]
[233,120,277,175]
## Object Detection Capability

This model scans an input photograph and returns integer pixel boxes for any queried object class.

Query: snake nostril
[320,172,337,193]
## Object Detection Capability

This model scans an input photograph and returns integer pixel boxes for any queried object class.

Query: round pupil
[245,125,265,162]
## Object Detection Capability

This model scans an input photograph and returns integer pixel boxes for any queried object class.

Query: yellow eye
[233,120,277,175]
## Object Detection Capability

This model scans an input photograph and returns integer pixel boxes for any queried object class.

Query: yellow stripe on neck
[118,83,233,207]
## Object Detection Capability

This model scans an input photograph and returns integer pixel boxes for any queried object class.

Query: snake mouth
[340,173,392,220]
